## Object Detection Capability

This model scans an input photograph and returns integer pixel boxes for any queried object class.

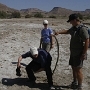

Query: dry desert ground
[0,18,90,90]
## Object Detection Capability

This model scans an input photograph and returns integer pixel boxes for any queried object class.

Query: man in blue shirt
[17,47,53,87]
[40,20,54,52]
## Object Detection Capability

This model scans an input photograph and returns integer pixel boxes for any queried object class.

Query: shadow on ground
[12,62,27,67]
[2,78,73,90]
[2,78,50,90]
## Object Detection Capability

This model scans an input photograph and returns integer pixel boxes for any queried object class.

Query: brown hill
[85,9,90,12]
[49,7,73,16]
[49,7,90,16]
[0,2,90,17]
[20,8,47,16]
[20,8,46,13]
[0,3,19,13]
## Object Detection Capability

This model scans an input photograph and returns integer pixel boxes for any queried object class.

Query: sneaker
[77,86,82,90]
[49,86,55,90]
[68,81,78,89]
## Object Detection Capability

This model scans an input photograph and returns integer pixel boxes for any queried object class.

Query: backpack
[77,24,90,48]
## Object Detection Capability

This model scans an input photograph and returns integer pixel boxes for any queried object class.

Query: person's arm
[80,39,89,60]
[39,38,42,49]
[50,34,54,48]
[89,39,90,48]
[17,51,32,67]
[17,56,22,68]
[55,29,69,35]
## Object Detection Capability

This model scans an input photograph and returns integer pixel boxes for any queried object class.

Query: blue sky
[0,0,90,11]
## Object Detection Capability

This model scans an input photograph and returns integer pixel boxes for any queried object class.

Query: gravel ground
[0,18,90,90]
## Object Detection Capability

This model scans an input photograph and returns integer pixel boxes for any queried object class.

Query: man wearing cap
[39,20,54,52]
[17,47,53,87]
[55,13,89,90]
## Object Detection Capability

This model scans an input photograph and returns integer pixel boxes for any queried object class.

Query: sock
[73,79,78,84]
[78,84,82,88]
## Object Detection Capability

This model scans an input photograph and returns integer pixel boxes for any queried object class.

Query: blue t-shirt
[21,49,52,68]
[41,28,53,43]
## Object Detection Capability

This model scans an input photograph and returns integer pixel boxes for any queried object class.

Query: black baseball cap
[67,14,80,22]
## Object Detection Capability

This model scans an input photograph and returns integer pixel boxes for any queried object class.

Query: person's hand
[17,62,21,68]
[16,67,21,76]
[51,44,54,48]
[55,32,59,35]
[80,54,86,60]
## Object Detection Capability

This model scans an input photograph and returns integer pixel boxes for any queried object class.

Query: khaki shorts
[42,42,51,52]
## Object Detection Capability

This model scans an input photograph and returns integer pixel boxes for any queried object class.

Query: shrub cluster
[77,13,83,20]
[11,11,21,18]
[34,13,43,18]
[49,15,56,18]
[25,14,32,18]
[0,11,21,18]
[0,11,7,18]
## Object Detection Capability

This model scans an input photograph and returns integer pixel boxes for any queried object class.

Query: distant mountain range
[20,8,46,13]
[0,3,90,16]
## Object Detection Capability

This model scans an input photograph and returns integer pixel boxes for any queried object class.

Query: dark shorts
[69,54,83,67]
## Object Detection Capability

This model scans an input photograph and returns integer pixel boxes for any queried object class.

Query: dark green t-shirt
[68,24,89,56]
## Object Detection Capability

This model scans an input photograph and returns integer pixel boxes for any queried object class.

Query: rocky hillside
[49,7,90,16]
[49,7,73,16]
[20,8,47,16]
[0,3,19,13]
[0,2,90,17]
[20,8,46,13]
[85,9,90,12]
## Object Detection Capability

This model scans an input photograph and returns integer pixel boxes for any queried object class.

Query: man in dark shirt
[17,47,53,87]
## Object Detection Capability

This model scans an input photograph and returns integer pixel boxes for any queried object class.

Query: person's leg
[75,67,83,88]
[26,61,36,81]
[45,67,53,86]
[72,66,78,84]
[69,56,77,85]
[45,43,51,52]
[42,43,51,52]
[71,66,83,89]
[42,43,46,50]
[45,59,53,87]
[69,54,83,89]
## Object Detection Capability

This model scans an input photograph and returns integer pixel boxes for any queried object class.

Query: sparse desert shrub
[84,15,90,20]
[34,12,43,18]
[11,11,21,18]
[25,14,32,18]
[0,11,7,18]
[49,15,56,18]
[77,13,83,20]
